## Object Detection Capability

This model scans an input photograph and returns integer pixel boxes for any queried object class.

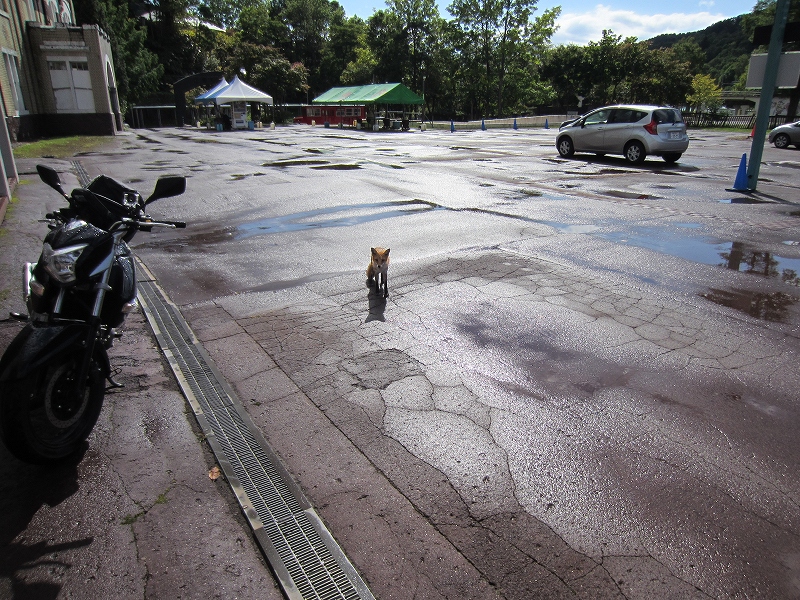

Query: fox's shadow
[365,280,387,322]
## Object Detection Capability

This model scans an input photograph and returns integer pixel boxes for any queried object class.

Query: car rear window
[631,110,647,122]
[653,109,683,124]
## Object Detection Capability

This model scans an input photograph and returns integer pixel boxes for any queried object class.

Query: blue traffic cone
[513,118,518,130]
[481,119,486,131]
[732,153,748,190]
[544,118,549,129]
[450,120,455,132]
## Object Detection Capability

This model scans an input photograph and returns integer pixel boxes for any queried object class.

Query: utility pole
[747,0,790,191]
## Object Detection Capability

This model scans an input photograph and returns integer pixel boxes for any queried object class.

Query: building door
[48,60,95,112]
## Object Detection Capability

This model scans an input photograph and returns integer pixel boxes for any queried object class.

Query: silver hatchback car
[556,105,689,164]
[768,121,800,149]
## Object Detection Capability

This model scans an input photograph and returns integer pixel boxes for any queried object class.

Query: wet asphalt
[0,155,283,598]
[1,125,800,599]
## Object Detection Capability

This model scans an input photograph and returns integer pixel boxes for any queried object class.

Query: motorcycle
[0,165,186,464]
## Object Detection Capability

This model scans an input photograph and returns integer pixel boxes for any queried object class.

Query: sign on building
[746,51,800,89]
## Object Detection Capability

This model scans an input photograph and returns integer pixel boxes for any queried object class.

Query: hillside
[648,16,754,87]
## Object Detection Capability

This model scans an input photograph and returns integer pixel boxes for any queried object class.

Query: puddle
[263,159,329,167]
[249,139,296,147]
[310,164,362,170]
[545,223,600,234]
[230,172,267,180]
[602,190,655,200]
[701,288,799,322]
[719,197,769,204]
[366,161,405,169]
[235,199,440,238]
[721,244,800,285]
[598,228,800,285]
[261,158,362,170]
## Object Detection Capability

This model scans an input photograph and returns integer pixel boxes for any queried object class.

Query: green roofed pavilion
[312,84,423,105]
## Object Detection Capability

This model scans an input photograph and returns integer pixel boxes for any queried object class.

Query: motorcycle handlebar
[138,220,186,229]
[156,220,187,229]
[112,218,187,232]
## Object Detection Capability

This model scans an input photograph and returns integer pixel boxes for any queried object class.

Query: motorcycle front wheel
[0,354,105,464]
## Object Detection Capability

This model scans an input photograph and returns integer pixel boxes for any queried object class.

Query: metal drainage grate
[73,160,91,185]
[137,277,374,600]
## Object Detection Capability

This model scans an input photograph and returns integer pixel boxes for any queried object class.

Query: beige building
[1,0,122,141]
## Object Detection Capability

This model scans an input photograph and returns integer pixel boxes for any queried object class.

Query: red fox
[366,247,390,297]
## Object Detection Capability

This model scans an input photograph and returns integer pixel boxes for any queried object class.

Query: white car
[556,105,689,164]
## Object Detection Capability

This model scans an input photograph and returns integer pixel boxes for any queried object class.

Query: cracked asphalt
[2,125,800,599]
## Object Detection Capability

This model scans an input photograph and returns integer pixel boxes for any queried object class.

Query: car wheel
[624,141,646,164]
[662,153,681,163]
[557,136,574,158]
[773,133,791,149]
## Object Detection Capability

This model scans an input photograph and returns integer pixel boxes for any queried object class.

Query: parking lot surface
[2,125,799,599]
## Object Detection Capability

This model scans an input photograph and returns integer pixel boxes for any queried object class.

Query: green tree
[669,38,707,74]
[340,46,378,85]
[73,0,164,109]
[742,0,800,50]
[237,1,289,47]
[280,0,342,96]
[386,0,439,93]
[367,9,408,84]
[214,33,309,103]
[142,0,204,95]
[687,73,723,112]
[540,43,592,108]
[447,0,557,117]
[319,15,367,91]
[542,30,693,110]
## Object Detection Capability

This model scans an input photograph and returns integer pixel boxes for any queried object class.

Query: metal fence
[683,112,794,129]
[128,105,178,129]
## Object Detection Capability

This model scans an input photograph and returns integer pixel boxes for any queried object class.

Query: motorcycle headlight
[42,242,88,283]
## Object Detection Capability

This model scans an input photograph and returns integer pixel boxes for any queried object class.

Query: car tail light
[644,119,659,135]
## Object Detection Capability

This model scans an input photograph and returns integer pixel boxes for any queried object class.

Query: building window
[58,0,72,23]
[3,52,26,115]
[44,0,56,23]
[48,59,95,112]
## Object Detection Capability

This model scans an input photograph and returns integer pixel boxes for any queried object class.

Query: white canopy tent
[207,75,273,104]
[204,75,273,129]
[194,77,228,104]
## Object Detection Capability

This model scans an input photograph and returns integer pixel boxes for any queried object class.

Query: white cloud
[550,4,728,46]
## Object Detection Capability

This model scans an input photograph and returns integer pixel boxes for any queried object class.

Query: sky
[337,0,758,46]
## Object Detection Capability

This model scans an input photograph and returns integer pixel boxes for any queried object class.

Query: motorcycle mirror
[145,176,186,205]
[36,165,68,199]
